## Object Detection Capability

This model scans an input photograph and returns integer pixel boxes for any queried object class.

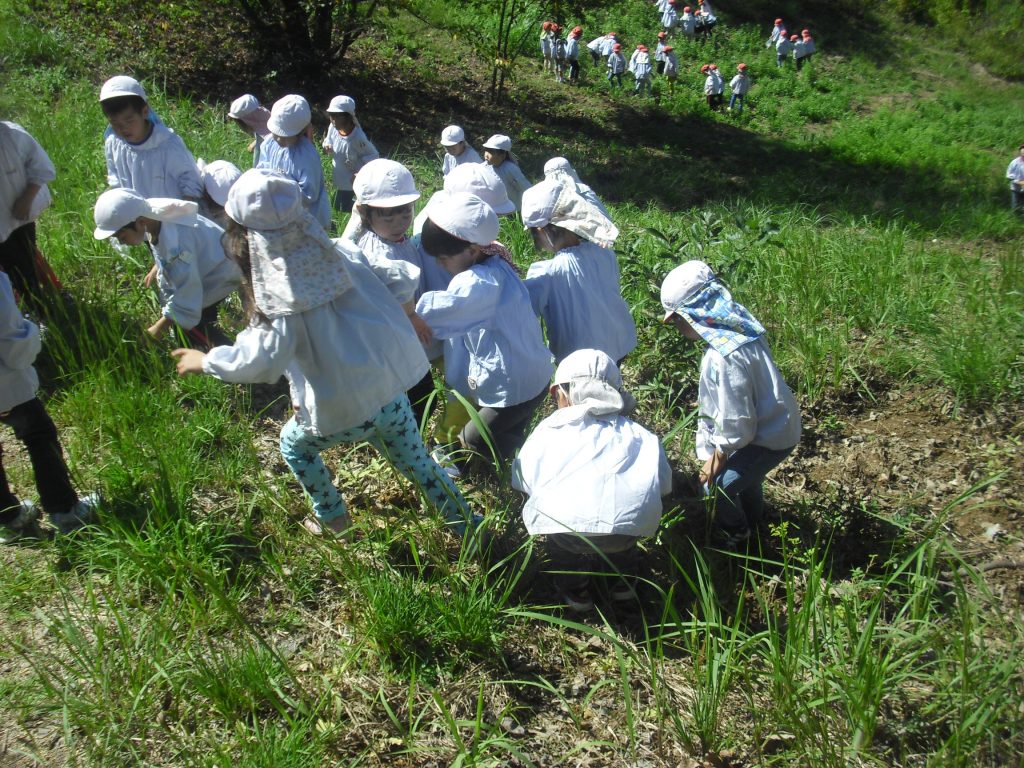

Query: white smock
[489,160,531,212]
[324,123,379,192]
[204,239,428,436]
[256,139,332,231]
[416,256,553,408]
[105,122,203,200]
[150,214,242,329]
[524,240,637,364]
[696,337,801,460]
[442,144,482,176]
[0,122,55,243]
[0,272,41,412]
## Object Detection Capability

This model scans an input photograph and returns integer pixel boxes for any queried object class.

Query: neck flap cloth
[556,349,636,420]
[680,279,765,356]
[524,180,619,249]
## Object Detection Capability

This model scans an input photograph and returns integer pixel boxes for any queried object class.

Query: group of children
[1,72,802,612]
[766,19,817,69]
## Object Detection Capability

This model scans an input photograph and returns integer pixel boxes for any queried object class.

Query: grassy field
[1,0,1023,765]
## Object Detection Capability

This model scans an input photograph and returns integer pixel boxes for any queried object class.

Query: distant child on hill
[1007,144,1024,212]
[792,34,807,69]
[729,63,751,113]
[680,6,696,40]
[566,26,583,84]
[775,31,793,67]
[655,31,669,74]
[607,44,627,89]
[93,188,241,348]
[227,94,271,167]
[663,46,680,95]
[440,125,483,176]
[662,0,679,34]
[630,45,653,97]
[0,271,99,540]
[766,18,784,48]
[696,0,717,37]
[100,76,202,201]
[552,25,568,83]
[481,134,532,211]
[322,96,379,216]
[661,260,801,546]
[540,21,555,73]
[521,179,637,365]
[197,159,242,229]
[172,170,476,538]
[415,191,553,471]
[512,349,671,612]
[256,95,331,231]
[799,29,816,66]
[703,64,724,110]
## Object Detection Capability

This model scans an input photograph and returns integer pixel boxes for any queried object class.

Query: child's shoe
[610,576,638,602]
[0,500,42,542]
[49,492,100,535]
[711,523,752,550]
[558,583,595,613]
[302,513,352,539]
[430,444,462,479]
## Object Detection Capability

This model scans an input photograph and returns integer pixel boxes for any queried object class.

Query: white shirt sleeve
[348,242,421,305]
[13,128,56,186]
[202,321,296,384]
[0,280,41,370]
[523,260,553,317]
[416,270,501,339]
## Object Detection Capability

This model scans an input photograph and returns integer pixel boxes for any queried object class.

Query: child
[542,156,609,216]
[172,169,476,537]
[1007,144,1024,212]
[654,31,668,75]
[100,75,203,201]
[775,30,793,67]
[680,6,696,40]
[0,120,57,314]
[511,349,670,611]
[729,63,751,113]
[440,125,483,176]
[481,134,532,211]
[256,94,332,231]
[766,17,784,48]
[631,44,653,97]
[696,0,717,38]
[663,46,680,95]
[227,94,271,167]
[792,34,807,69]
[322,95,379,215]
[1,272,99,539]
[415,191,553,470]
[197,159,242,229]
[661,260,800,546]
[540,21,555,73]
[566,26,583,84]
[93,188,241,348]
[799,29,816,67]
[703,64,724,110]
[587,32,615,66]
[551,25,568,83]
[607,43,627,89]
[521,179,637,365]
[661,0,679,34]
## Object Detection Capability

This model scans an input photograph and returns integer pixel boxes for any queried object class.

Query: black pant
[460,387,547,468]
[0,223,49,315]
[406,370,439,432]
[184,302,232,351]
[0,397,77,521]
[569,59,580,82]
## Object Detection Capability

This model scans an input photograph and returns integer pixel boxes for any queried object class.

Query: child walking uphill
[512,349,671,612]
[0,272,99,540]
[729,63,751,113]
[257,95,332,231]
[661,260,800,547]
[322,96,379,215]
[93,189,242,348]
[481,135,532,212]
[607,44,627,89]
[414,191,553,472]
[172,170,477,538]
[521,179,636,365]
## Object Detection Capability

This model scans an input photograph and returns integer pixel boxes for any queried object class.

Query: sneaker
[0,500,42,542]
[302,514,352,538]
[430,445,461,479]
[610,577,638,602]
[49,492,99,535]
[559,585,595,613]
[448,512,485,539]
[712,524,752,549]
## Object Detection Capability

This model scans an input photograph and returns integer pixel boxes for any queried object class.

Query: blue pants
[279,394,471,530]
[607,72,623,88]
[729,93,745,112]
[633,76,651,96]
[703,443,795,531]
[776,53,786,68]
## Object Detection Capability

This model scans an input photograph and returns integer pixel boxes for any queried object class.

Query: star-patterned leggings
[279,394,471,529]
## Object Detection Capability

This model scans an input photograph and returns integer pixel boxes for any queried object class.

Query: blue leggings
[279,394,471,530]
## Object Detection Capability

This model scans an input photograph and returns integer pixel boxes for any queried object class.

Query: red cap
[658,31,667,38]
[710,63,718,69]
[613,43,622,51]
[663,45,674,52]
[780,29,787,36]
[775,17,783,24]
[700,64,710,73]
[542,21,552,30]
[572,26,582,35]
[790,34,798,41]
[738,62,748,70]
[551,23,560,32]
[802,28,810,36]
[683,6,692,12]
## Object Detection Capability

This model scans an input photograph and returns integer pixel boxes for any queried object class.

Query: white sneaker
[302,514,352,539]
[1,500,42,542]
[430,445,462,479]
[50,492,99,535]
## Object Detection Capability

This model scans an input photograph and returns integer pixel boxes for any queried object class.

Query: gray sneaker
[0,500,42,542]
[49,492,100,535]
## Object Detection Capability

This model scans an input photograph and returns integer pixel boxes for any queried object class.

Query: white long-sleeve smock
[632,51,653,80]
[491,160,531,212]
[416,256,553,409]
[105,122,203,200]
[323,123,379,193]
[730,74,750,95]
[0,272,41,412]
[150,214,242,330]
[565,36,579,61]
[0,121,56,244]
[1006,156,1024,189]
[599,36,618,56]
[203,240,428,436]
[696,337,801,461]
[776,38,794,56]
[661,8,677,29]
[704,73,723,95]
[442,145,482,176]
[607,53,627,75]
[766,25,783,47]
[663,52,680,77]
[256,138,332,231]
[512,406,671,537]
[802,37,816,55]
[587,36,604,54]
[524,240,637,364]
[680,12,696,36]
[793,40,807,60]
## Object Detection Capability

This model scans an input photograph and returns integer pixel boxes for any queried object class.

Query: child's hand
[171,348,207,376]
[699,448,727,485]
[247,139,257,153]
[143,264,159,288]
[409,312,434,346]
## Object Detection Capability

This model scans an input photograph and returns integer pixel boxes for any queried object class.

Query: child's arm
[158,249,205,332]
[522,261,553,317]
[415,270,501,340]
[167,135,204,201]
[173,320,295,383]
[703,353,757,460]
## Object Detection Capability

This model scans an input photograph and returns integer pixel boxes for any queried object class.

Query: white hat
[482,134,512,152]
[543,156,581,184]
[443,163,515,215]
[353,159,421,207]
[423,190,499,246]
[100,75,147,103]
[660,260,715,321]
[225,169,303,230]
[228,94,259,119]
[267,94,311,138]
[552,348,632,417]
[326,95,356,114]
[93,188,198,239]
[198,160,243,207]
[440,125,465,146]
[520,179,563,229]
